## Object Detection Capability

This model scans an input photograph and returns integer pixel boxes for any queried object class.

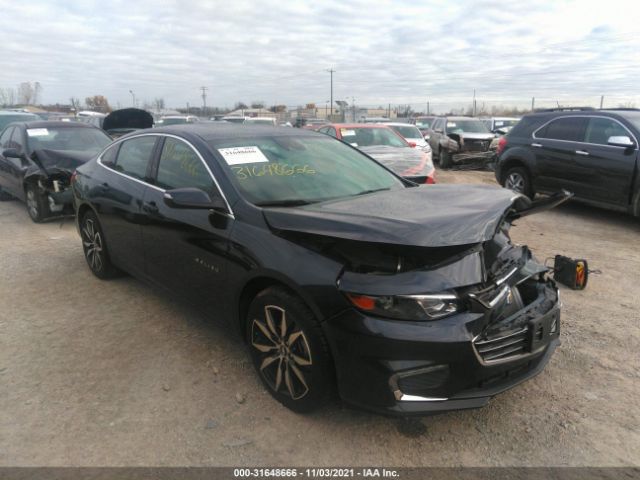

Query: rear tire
[503,166,533,199]
[25,184,50,223]
[79,210,121,279]
[246,286,334,413]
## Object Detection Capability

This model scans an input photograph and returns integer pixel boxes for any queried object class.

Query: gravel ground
[0,169,639,467]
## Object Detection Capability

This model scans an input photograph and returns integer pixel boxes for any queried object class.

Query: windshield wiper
[354,188,391,196]
[255,199,314,207]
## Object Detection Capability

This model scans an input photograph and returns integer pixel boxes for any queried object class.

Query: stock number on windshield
[232,163,316,180]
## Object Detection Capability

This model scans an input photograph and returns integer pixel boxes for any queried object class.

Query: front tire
[25,184,50,223]
[246,287,334,413]
[80,210,121,279]
[503,166,533,199]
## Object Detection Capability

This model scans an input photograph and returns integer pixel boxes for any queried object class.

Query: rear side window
[114,136,157,180]
[584,117,629,145]
[100,144,119,167]
[536,117,586,141]
[155,137,215,194]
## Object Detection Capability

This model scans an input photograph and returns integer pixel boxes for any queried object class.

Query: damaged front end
[25,149,93,215]
[442,132,497,165]
[266,187,570,414]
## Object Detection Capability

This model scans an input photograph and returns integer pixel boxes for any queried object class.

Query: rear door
[531,116,587,194]
[570,116,638,206]
[140,136,233,317]
[92,135,159,276]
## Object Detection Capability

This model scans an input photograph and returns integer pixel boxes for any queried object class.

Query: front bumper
[323,278,560,416]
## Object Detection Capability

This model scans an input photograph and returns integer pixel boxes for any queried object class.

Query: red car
[316,123,435,184]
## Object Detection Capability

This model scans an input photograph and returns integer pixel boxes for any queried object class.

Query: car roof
[327,123,391,129]
[443,116,481,121]
[14,120,97,129]
[145,123,319,142]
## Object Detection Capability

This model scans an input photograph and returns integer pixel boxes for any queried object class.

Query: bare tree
[251,101,265,109]
[70,97,83,112]
[18,82,34,105]
[85,95,112,113]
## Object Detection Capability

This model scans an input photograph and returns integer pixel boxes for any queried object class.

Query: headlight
[345,291,461,321]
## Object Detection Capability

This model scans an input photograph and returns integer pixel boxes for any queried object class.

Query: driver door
[140,136,234,318]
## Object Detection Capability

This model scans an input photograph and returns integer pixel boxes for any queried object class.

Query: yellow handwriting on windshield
[232,164,316,180]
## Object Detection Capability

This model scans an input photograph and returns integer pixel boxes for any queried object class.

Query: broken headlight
[345,292,461,321]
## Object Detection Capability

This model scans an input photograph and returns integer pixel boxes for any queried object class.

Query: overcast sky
[1,0,639,111]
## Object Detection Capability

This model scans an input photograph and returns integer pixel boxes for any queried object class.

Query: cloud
[0,0,638,111]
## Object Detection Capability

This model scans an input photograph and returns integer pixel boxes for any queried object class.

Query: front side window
[584,117,629,145]
[114,136,157,180]
[0,127,14,149]
[210,135,404,206]
[536,117,586,142]
[155,138,215,194]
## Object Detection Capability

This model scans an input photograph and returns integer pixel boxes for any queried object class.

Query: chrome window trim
[532,114,638,148]
[96,132,234,218]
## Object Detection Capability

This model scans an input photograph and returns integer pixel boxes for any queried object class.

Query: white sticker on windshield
[218,146,269,165]
[446,122,456,128]
[26,128,49,137]
[340,129,356,136]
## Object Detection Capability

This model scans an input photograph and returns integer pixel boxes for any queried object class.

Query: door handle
[142,201,159,214]
[531,143,543,148]
[575,150,590,156]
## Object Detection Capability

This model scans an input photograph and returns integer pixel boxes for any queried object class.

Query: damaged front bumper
[324,252,560,415]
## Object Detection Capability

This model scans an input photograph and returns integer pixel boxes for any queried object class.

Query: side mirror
[607,136,635,148]
[163,187,227,211]
[3,148,24,159]
[434,128,443,134]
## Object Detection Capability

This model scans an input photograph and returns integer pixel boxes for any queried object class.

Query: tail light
[496,137,508,156]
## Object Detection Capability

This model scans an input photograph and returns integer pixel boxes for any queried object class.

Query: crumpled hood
[32,148,95,171]
[263,184,524,247]
[359,145,430,177]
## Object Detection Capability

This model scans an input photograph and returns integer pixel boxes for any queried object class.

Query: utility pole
[427,101,430,115]
[129,90,136,107]
[600,95,604,109]
[186,102,190,114]
[200,86,208,117]
[472,89,476,117]
[531,97,535,111]
[327,69,335,120]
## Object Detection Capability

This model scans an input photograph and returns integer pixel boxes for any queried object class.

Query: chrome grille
[473,327,528,363]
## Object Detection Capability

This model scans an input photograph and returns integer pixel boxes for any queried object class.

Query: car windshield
[389,125,422,139]
[210,135,404,206]
[414,118,434,129]
[446,120,490,134]
[339,127,407,147]
[0,113,39,131]
[223,117,246,123]
[26,126,112,153]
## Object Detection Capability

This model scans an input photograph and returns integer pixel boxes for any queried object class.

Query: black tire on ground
[25,183,50,223]
[246,286,334,413]
[503,166,534,199]
[440,149,452,169]
[79,210,121,279]
[0,186,12,201]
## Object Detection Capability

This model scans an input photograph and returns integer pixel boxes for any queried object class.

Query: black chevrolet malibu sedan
[72,124,563,415]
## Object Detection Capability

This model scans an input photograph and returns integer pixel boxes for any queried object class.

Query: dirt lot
[1,169,639,467]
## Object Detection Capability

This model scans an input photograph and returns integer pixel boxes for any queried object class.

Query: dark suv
[495,108,640,215]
